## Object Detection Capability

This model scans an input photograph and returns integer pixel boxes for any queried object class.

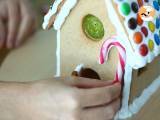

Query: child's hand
[0,0,36,49]
[0,77,121,120]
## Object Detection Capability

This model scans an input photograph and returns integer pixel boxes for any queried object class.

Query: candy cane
[99,36,126,83]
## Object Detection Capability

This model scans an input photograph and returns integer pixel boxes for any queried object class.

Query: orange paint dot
[137,14,143,25]
[134,32,143,44]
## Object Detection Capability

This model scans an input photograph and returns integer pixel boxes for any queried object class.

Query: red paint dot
[139,44,148,56]
[141,26,148,37]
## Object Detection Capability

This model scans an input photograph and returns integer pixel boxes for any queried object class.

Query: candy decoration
[99,36,126,82]
[148,21,155,32]
[144,0,149,2]
[153,1,159,11]
[154,34,160,45]
[139,44,148,56]
[128,18,137,30]
[134,32,143,44]
[137,14,143,25]
[137,0,143,7]
[82,14,105,41]
[131,2,139,13]
[120,2,131,16]
[141,26,148,37]
[148,39,154,51]
[156,18,160,29]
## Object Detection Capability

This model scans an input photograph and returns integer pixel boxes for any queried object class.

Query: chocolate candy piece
[148,39,154,51]
[131,2,139,13]
[148,21,155,32]
[154,34,160,45]
[82,14,105,41]
[153,1,159,11]
[139,44,148,56]
[120,2,131,16]
[128,17,137,29]
[141,26,148,37]
[134,32,143,44]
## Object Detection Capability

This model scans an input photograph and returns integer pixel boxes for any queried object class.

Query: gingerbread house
[42,0,160,119]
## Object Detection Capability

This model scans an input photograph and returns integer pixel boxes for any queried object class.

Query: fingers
[16,0,36,47]
[60,77,114,88]
[7,1,20,49]
[0,20,6,48]
[78,82,121,108]
[81,99,120,120]
[74,77,114,88]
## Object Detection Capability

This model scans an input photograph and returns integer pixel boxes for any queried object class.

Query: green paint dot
[148,21,155,33]
[82,14,105,41]
[120,2,131,16]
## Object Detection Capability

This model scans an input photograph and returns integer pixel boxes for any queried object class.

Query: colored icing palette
[115,0,160,58]
[82,14,105,41]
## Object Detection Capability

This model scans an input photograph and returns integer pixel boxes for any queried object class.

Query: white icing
[42,0,63,30]
[74,64,84,73]
[55,30,61,77]
[116,75,160,119]
[54,0,78,30]
[42,0,78,30]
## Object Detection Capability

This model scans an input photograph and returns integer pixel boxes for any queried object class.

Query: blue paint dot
[153,1,159,11]
[154,34,160,45]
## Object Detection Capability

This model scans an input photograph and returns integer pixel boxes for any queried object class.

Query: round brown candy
[128,17,137,30]
[139,44,148,56]
[141,26,148,37]
[134,32,143,44]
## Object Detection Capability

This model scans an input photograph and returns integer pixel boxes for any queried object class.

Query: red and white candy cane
[99,36,126,83]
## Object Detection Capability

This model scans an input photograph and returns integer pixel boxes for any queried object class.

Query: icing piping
[115,75,160,119]
[42,0,63,30]
[55,30,61,77]
[42,0,77,30]
[54,0,77,30]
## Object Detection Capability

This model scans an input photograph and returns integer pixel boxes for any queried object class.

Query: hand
[0,77,121,120]
[0,0,36,49]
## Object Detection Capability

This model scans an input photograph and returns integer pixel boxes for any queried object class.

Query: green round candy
[148,21,155,33]
[82,14,105,41]
[121,2,131,16]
